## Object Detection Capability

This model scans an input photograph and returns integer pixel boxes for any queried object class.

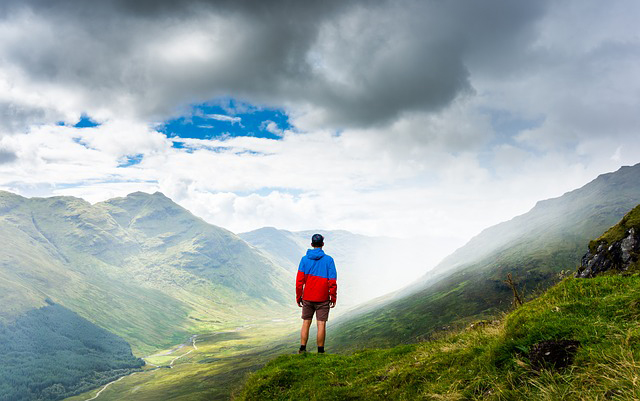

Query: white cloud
[260,120,283,136]
[206,114,242,124]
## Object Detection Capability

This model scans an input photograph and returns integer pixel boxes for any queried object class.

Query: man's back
[297,248,337,303]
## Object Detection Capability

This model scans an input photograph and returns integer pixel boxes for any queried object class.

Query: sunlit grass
[65,318,301,401]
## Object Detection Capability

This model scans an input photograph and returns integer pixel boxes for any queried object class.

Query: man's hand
[297,299,303,307]
[329,301,336,308]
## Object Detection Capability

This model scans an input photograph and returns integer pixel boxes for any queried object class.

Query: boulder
[575,227,639,278]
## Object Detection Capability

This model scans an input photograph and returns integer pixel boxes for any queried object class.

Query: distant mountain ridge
[329,163,640,350]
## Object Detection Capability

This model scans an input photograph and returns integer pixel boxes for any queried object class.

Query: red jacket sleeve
[328,258,337,303]
[328,279,337,304]
[296,270,305,302]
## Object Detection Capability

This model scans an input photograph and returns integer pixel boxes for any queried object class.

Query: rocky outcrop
[575,227,639,278]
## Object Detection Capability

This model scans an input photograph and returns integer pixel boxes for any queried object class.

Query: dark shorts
[301,300,330,321]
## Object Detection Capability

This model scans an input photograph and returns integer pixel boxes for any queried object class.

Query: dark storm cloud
[0,101,51,134]
[0,0,549,130]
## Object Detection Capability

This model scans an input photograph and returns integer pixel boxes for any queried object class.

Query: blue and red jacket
[296,248,337,303]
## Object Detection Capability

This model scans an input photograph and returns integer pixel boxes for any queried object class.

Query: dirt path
[83,373,142,401]
[169,335,198,367]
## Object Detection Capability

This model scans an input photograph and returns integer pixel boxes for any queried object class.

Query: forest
[0,301,144,401]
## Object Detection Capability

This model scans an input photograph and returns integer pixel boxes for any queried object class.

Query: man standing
[296,233,337,354]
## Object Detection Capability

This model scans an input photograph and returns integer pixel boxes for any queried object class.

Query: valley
[66,317,302,401]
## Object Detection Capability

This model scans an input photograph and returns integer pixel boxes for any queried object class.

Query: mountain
[239,228,444,307]
[327,163,640,350]
[0,191,293,354]
[238,205,640,400]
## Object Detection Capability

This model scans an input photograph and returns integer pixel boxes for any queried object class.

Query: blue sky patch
[74,114,100,128]
[160,98,293,145]
[118,154,144,168]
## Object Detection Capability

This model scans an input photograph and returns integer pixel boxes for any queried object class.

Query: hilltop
[238,204,640,400]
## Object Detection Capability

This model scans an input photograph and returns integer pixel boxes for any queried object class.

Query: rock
[575,228,639,278]
[621,227,637,263]
[528,340,580,370]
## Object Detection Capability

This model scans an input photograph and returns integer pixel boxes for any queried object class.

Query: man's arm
[296,258,306,307]
[328,259,337,308]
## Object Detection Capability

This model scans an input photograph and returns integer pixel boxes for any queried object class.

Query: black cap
[311,233,324,246]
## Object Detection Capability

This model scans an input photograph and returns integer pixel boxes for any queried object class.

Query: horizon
[1,161,636,239]
[1,1,639,250]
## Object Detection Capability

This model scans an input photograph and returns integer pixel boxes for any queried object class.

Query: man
[296,233,337,354]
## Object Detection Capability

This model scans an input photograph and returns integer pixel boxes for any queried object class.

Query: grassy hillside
[239,274,640,400]
[0,191,294,354]
[328,163,640,350]
[239,227,309,272]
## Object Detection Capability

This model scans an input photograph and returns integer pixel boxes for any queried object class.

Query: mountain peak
[124,190,170,199]
[101,190,179,209]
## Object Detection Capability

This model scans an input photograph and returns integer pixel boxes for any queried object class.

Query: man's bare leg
[317,320,326,348]
[300,319,312,346]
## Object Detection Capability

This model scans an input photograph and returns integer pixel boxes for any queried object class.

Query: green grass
[238,275,640,400]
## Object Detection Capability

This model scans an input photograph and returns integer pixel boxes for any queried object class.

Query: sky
[0,0,639,258]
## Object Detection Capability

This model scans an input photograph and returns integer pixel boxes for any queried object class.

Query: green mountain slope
[238,206,640,400]
[328,163,640,350]
[0,191,293,354]
[239,227,309,272]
